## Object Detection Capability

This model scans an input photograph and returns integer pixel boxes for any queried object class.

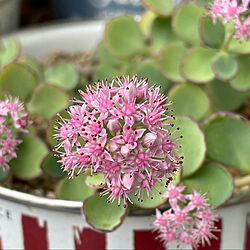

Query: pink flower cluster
[154,184,218,248]
[0,97,30,170]
[54,76,183,207]
[210,0,250,40]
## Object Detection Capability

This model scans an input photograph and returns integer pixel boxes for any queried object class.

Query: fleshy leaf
[27,83,69,120]
[199,16,225,48]
[140,10,157,36]
[57,175,95,201]
[169,83,210,121]
[183,162,233,207]
[0,38,20,67]
[86,174,105,188]
[151,17,180,51]
[96,42,121,67]
[41,153,67,179]
[172,4,205,45]
[141,0,174,16]
[0,168,9,183]
[160,43,186,82]
[208,79,248,111]
[94,64,120,82]
[129,168,181,209]
[181,47,216,83]
[166,117,206,178]
[230,56,250,91]
[136,61,171,93]
[18,57,44,81]
[211,52,238,81]
[228,35,250,54]
[203,113,250,173]
[10,135,48,179]
[105,16,146,59]
[82,194,128,232]
[0,63,38,100]
[44,61,78,90]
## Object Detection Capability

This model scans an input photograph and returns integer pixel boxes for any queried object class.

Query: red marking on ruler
[22,214,48,250]
[0,236,2,250]
[196,218,222,250]
[134,230,166,250]
[244,213,250,249]
[73,227,106,250]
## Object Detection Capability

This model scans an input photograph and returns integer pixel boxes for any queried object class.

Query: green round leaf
[10,135,48,179]
[19,57,44,81]
[172,4,205,45]
[208,79,249,111]
[160,43,186,82]
[181,47,216,83]
[83,194,128,232]
[0,168,10,183]
[228,35,250,54]
[166,116,206,178]
[105,16,146,59]
[57,175,95,201]
[94,64,121,82]
[44,61,78,90]
[136,61,171,93]
[140,10,157,36]
[27,83,69,120]
[183,162,233,207]
[41,153,67,179]
[96,42,121,67]
[0,63,38,100]
[151,17,180,52]
[86,173,105,188]
[0,38,20,67]
[230,56,250,91]
[211,52,238,81]
[199,16,225,48]
[169,83,210,120]
[141,0,174,16]
[204,113,250,173]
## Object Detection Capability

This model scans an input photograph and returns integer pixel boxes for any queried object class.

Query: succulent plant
[0,0,249,247]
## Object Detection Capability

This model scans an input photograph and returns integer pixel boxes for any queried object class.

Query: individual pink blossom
[210,0,250,40]
[154,184,218,248]
[54,76,183,207]
[0,97,31,170]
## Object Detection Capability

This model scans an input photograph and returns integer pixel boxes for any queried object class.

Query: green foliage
[204,114,250,173]
[83,194,128,232]
[86,174,105,188]
[141,0,174,16]
[0,168,9,183]
[183,162,233,207]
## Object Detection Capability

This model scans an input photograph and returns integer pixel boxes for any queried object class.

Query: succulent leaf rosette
[54,76,183,207]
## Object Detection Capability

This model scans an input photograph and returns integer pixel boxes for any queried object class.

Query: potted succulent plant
[0,0,250,249]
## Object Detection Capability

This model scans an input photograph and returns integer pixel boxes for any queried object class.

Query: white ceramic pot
[0,0,20,35]
[0,21,250,250]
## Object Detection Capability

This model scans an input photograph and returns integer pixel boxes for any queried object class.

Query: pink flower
[55,76,183,206]
[154,185,218,248]
[0,97,30,170]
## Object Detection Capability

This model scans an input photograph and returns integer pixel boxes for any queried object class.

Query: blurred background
[0,0,145,35]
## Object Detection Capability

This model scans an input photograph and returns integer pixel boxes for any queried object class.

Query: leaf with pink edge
[172,4,206,45]
[105,16,146,59]
[167,117,206,178]
[140,10,157,36]
[159,43,186,82]
[141,0,174,16]
[203,113,250,173]
[183,162,233,207]
[82,194,128,232]
[181,47,216,83]
[57,175,95,201]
